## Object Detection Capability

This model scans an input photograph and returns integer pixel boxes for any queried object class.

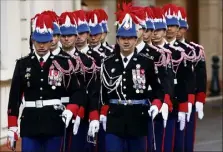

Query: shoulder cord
[100,62,123,105]
[190,42,206,66]
[52,59,75,89]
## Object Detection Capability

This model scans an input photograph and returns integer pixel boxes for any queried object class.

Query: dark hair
[81,1,88,7]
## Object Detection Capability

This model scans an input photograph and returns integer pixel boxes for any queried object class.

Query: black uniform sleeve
[66,68,86,117]
[194,47,207,103]
[8,60,24,127]
[87,66,100,120]
[147,59,164,109]
[99,62,110,116]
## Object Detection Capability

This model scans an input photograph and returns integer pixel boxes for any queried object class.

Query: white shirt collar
[34,51,50,62]
[166,38,176,46]
[52,46,61,55]
[120,52,134,68]
[93,43,101,51]
[80,45,89,54]
[179,38,185,43]
[67,47,76,56]
[136,41,145,53]
[158,39,167,47]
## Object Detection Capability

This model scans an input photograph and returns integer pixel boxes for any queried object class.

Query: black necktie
[39,57,44,67]
[123,57,128,63]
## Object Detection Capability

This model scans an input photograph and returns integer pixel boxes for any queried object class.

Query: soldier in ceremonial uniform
[99,3,164,152]
[144,7,174,152]
[58,10,99,152]
[96,9,114,54]
[87,10,113,62]
[143,7,155,46]
[40,11,65,57]
[176,6,207,152]
[149,4,195,151]
[7,13,85,152]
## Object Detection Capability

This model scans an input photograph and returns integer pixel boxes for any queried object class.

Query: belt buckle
[127,100,132,105]
[118,100,122,105]
[35,100,43,108]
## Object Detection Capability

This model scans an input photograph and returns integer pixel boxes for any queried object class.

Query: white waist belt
[24,99,62,108]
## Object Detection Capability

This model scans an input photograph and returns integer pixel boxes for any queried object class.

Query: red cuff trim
[66,104,79,117]
[195,92,206,103]
[164,94,173,112]
[77,106,85,119]
[188,94,195,105]
[100,105,109,116]
[89,110,99,121]
[178,102,188,112]
[152,99,162,110]
[8,116,18,128]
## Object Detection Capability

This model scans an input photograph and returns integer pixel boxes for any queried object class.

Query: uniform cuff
[164,94,173,112]
[8,116,18,128]
[152,99,162,110]
[195,92,206,103]
[178,102,188,112]
[100,105,109,116]
[188,94,195,105]
[77,106,85,119]
[66,104,79,118]
[89,110,99,121]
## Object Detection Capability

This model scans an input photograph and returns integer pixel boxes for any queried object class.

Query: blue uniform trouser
[152,114,165,152]
[174,119,185,151]
[184,106,197,152]
[163,111,177,152]
[67,121,94,152]
[22,136,62,152]
[106,133,146,152]
[98,123,106,152]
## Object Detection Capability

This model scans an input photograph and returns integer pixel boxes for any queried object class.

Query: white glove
[187,102,193,122]
[88,120,100,138]
[159,103,168,128]
[100,115,107,131]
[73,116,81,135]
[62,109,73,128]
[178,112,186,130]
[7,127,19,150]
[195,102,204,120]
[148,105,159,120]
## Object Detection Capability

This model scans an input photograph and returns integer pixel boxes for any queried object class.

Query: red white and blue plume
[73,10,90,33]
[115,2,144,37]
[32,13,53,42]
[87,9,103,35]
[177,6,188,29]
[41,10,61,35]
[59,12,78,35]
[96,9,109,33]
[144,7,155,30]
[151,7,167,30]
[162,4,179,26]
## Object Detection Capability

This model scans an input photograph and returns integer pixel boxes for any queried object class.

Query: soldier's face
[151,29,166,43]
[89,33,102,47]
[76,32,89,47]
[143,29,153,42]
[50,35,60,51]
[117,36,137,53]
[137,29,144,39]
[60,35,76,49]
[176,28,187,40]
[33,41,52,56]
[166,25,179,39]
